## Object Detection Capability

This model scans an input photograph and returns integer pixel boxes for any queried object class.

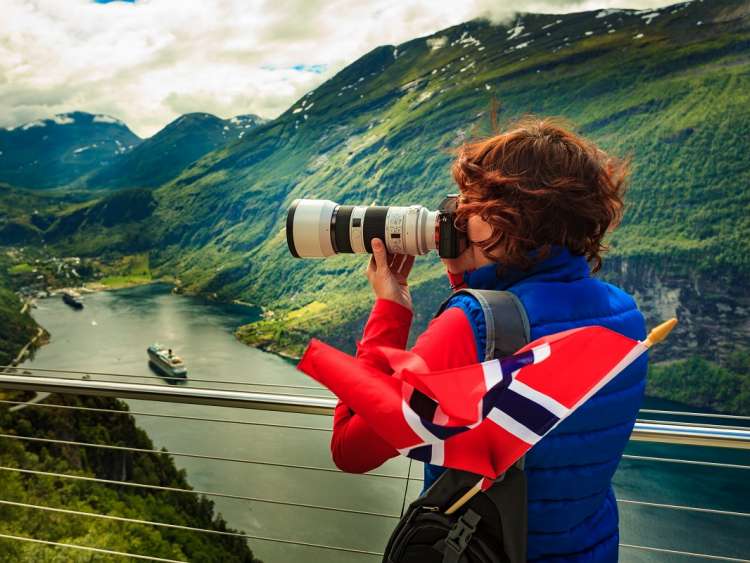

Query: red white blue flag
[298,326,647,481]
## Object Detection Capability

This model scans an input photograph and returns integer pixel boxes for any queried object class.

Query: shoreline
[13,278,162,369]
[7,327,47,368]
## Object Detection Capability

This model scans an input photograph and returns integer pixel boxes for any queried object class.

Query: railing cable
[639,409,750,422]
[0,532,185,562]
[617,498,750,518]
[240,535,383,557]
[0,499,245,538]
[620,543,749,562]
[1,373,333,399]
[0,500,384,558]
[0,365,326,392]
[621,454,750,471]
[637,418,750,432]
[0,433,408,481]
[0,399,333,432]
[0,465,401,519]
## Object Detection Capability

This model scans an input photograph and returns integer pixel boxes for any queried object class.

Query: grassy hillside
[165,3,747,288]
[0,286,38,367]
[0,394,260,561]
[165,0,750,360]
[647,351,750,415]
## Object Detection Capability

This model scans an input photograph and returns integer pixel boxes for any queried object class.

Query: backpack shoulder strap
[436,288,530,360]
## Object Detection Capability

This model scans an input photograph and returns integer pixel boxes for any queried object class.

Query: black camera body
[437,195,468,259]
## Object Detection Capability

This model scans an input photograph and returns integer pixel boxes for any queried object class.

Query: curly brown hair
[451,115,630,273]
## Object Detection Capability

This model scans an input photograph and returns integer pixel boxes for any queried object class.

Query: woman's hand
[365,238,415,310]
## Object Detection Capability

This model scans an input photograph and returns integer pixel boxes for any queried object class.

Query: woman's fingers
[371,238,389,273]
[367,238,415,288]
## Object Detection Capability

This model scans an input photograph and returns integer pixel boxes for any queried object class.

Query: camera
[286,195,468,259]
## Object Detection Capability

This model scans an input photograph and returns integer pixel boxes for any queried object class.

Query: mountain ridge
[0,111,267,192]
[83,111,267,190]
[0,111,141,189]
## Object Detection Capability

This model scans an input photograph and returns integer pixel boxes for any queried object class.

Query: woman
[331,116,647,562]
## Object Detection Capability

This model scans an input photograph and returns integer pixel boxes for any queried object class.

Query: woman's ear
[467,215,493,243]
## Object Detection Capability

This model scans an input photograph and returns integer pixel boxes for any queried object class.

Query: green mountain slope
[163,0,750,359]
[154,0,750,289]
[0,112,141,189]
[0,393,260,562]
[5,0,750,366]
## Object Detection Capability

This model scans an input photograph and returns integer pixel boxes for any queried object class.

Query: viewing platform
[0,367,748,562]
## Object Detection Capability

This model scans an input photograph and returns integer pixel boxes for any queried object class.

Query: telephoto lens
[286,196,467,259]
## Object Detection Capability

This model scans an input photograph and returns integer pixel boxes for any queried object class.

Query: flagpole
[643,318,678,348]
[441,317,678,516]
[445,479,485,515]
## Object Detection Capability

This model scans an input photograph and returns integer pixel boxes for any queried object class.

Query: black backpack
[382,289,530,563]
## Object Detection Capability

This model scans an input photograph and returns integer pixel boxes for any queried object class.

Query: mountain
[0,112,141,189]
[6,0,750,369]
[84,112,268,190]
[0,111,267,192]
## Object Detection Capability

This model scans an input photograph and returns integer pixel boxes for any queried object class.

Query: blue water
[23,284,750,562]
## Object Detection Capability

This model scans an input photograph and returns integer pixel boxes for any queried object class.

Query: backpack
[382,289,530,563]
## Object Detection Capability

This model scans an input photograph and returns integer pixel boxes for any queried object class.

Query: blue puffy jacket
[426,247,648,562]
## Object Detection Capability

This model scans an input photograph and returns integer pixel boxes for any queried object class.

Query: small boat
[147,344,187,378]
[62,291,84,310]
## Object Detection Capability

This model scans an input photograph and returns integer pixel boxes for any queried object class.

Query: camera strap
[435,288,530,360]
[381,288,531,563]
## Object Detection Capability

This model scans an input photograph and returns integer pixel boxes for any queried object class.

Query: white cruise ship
[147,344,187,378]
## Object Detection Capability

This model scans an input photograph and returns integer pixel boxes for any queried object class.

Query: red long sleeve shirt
[330,297,478,473]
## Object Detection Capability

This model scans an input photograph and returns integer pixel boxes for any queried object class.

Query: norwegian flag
[297,326,647,481]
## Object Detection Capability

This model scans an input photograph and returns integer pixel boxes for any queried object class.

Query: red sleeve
[355,298,413,373]
[330,298,478,473]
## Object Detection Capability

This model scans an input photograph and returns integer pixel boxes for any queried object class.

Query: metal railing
[1,372,748,449]
[1,369,749,562]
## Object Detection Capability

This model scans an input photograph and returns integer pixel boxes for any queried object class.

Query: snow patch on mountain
[93,114,124,125]
[454,31,481,48]
[460,61,475,73]
[641,12,660,24]
[51,114,75,125]
[510,40,532,51]
[20,121,46,131]
[427,36,448,50]
[507,22,524,40]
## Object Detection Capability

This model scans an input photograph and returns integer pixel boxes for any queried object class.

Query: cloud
[0,0,681,137]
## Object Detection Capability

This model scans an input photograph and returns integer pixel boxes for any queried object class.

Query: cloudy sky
[2,0,681,137]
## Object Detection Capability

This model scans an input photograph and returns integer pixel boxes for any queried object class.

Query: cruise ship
[61,290,84,310]
[147,344,187,378]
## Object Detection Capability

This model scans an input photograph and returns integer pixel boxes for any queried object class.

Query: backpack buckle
[444,510,481,556]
